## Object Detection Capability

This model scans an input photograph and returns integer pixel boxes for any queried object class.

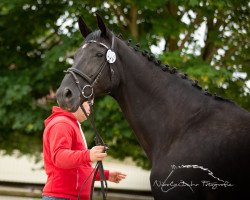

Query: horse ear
[96,13,108,37]
[78,16,92,38]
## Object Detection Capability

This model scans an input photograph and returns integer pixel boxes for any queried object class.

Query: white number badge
[106,49,116,63]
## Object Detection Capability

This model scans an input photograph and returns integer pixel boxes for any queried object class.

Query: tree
[0,0,249,169]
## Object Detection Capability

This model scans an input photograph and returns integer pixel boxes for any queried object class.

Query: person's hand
[108,171,127,183]
[89,146,107,162]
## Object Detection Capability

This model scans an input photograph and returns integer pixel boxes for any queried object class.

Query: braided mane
[115,33,233,104]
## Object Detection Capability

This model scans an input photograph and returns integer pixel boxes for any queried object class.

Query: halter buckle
[82,85,94,99]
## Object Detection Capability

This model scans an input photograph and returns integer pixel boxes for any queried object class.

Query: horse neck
[111,40,208,160]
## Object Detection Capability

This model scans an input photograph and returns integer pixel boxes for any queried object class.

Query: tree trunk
[129,6,138,39]
[165,2,179,52]
[202,19,216,63]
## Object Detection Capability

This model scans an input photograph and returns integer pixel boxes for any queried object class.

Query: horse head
[56,14,119,112]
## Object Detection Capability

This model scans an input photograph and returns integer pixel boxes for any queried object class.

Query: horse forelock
[85,30,102,43]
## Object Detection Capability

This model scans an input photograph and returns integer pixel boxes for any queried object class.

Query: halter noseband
[64,35,116,101]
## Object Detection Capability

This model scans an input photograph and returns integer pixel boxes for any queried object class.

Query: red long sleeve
[43,106,110,199]
[49,123,91,169]
[96,169,110,181]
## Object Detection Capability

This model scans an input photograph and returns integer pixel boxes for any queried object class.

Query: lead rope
[77,102,108,200]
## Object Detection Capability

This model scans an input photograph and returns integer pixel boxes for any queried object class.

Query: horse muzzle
[56,86,81,112]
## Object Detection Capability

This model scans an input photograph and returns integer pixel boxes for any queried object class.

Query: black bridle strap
[65,58,107,88]
[77,162,98,200]
[111,35,115,50]
[64,59,107,101]
[90,161,107,200]
[80,104,105,145]
[64,58,106,86]
[66,70,83,91]
[64,34,116,98]
[66,68,92,83]
[79,103,108,200]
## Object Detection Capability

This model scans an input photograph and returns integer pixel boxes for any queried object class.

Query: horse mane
[85,30,234,104]
[115,33,234,104]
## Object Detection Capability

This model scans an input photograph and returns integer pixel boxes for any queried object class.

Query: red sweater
[42,106,109,200]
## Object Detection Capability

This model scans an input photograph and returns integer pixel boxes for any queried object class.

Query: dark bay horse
[56,14,250,200]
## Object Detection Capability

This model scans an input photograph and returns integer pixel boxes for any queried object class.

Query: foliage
[0,0,249,169]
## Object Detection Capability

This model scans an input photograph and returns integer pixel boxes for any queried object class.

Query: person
[42,101,126,200]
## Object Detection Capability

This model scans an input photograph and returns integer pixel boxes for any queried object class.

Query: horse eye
[96,52,103,57]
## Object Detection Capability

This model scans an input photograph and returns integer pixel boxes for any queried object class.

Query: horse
[56,14,250,200]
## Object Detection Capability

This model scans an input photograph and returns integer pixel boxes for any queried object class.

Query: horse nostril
[63,88,73,99]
